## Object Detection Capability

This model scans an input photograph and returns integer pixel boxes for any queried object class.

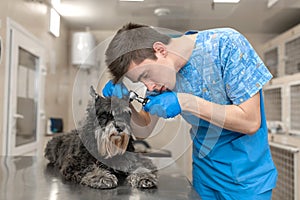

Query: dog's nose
[114,122,125,132]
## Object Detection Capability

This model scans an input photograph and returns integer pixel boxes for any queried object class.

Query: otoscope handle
[142,98,150,106]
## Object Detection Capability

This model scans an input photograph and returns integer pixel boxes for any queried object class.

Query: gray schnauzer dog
[44,86,158,189]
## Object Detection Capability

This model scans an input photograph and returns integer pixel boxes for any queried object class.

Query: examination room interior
[1,0,300,199]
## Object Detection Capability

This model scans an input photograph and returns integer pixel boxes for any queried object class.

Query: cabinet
[262,23,300,135]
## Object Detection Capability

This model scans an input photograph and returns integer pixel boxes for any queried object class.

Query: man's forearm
[177,93,261,135]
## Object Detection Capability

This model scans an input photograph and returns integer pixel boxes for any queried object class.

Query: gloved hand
[102,80,129,99]
[143,91,181,118]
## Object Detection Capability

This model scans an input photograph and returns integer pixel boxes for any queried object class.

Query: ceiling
[55,0,300,34]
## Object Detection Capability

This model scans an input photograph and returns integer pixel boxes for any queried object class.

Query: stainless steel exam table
[0,156,201,200]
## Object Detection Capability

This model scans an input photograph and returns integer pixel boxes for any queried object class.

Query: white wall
[0,0,70,155]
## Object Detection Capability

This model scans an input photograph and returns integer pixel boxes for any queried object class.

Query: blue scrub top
[174,28,277,195]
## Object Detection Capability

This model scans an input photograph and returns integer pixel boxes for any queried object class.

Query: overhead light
[154,8,170,16]
[49,8,60,37]
[119,0,144,2]
[213,0,240,3]
[267,0,279,8]
[57,4,90,17]
[51,0,60,9]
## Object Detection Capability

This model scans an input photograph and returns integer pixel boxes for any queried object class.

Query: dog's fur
[44,87,158,189]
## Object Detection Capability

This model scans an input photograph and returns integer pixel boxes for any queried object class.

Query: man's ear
[153,42,167,57]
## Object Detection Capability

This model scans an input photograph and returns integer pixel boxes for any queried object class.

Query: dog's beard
[95,122,130,158]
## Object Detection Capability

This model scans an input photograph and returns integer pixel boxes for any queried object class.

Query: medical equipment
[129,90,149,106]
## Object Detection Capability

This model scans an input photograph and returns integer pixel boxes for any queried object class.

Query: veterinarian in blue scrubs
[102,23,277,199]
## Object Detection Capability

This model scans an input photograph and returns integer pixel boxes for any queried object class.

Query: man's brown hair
[105,23,171,83]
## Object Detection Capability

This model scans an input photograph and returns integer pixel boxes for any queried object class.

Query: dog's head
[85,86,132,159]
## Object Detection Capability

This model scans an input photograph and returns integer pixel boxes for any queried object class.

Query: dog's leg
[59,155,92,183]
[80,165,118,189]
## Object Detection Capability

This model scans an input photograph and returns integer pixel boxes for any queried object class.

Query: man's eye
[142,73,149,79]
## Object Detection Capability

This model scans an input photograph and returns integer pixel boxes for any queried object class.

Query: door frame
[2,18,46,155]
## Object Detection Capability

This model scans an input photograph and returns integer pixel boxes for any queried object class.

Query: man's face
[126,57,177,92]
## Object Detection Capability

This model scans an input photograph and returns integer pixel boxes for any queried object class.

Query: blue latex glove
[102,80,129,99]
[143,91,181,118]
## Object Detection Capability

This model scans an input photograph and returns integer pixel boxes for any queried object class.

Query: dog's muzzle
[95,121,131,158]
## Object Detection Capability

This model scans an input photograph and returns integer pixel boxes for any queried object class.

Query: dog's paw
[138,177,157,188]
[127,172,158,189]
[81,170,118,189]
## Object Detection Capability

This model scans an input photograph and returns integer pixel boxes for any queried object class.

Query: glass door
[15,48,38,147]
[6,20,45,155]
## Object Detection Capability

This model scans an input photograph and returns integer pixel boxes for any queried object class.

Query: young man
[102,23,277,199]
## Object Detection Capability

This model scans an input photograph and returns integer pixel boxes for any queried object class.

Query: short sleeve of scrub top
[220,29,273,104]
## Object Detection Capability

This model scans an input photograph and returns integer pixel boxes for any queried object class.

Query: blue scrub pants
[196,183,272,200]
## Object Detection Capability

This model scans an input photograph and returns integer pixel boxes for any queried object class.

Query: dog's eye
[114,112,131,124]
[97,112,113,125]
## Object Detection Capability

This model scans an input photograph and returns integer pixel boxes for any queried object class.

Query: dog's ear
[89,85,109,110]
[90,85,109,104]
[89,86,99,100]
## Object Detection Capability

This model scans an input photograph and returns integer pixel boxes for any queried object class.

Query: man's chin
[161,86,167,92]
[164,84,176,92]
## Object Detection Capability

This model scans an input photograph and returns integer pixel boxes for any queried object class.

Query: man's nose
[145,82,156,91]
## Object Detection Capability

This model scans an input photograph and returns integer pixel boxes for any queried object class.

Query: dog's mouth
[96,124,130,159]
[109,132,129,152]
[103,132,129,158]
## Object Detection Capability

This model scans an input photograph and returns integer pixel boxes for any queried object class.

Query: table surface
[0,156,201,200]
